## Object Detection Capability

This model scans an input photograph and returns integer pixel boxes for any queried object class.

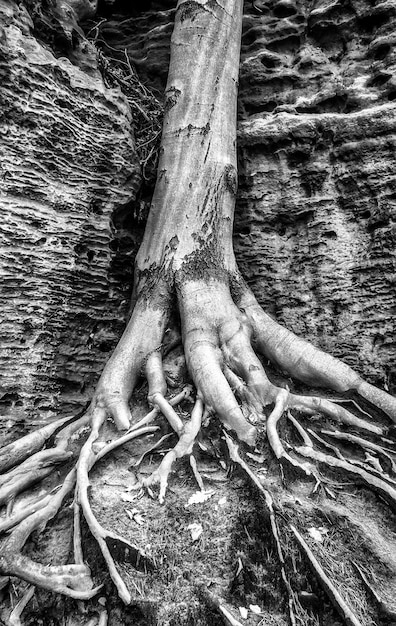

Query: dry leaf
[307,526,328,542]
[121,492,138,503]
[188,523,203,541]
[186,490,215,506]
[249,604,261,614]
[125,508,145,525]
[238,606,248,619]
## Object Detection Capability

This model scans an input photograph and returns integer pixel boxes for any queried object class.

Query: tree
[1,0,396,624]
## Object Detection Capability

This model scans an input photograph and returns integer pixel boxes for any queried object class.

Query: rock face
[1,0,396,438]
[0,0,140,438]
[235,0,396,389]
[100,0,396,391]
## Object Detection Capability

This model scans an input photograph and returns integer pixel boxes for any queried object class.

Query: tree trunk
[1,1,396,624]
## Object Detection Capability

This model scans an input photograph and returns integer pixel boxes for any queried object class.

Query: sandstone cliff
[1,0,395,434]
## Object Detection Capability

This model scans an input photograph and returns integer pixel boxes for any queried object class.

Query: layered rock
[0,0,140,438]
[235,0,396,388]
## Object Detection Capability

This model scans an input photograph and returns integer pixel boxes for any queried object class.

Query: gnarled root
[76,407,158,604]
[2,274,396,609]
[0,468,98,598]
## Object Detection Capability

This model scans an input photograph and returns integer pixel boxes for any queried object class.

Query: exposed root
[322,429,396,475]
[0,414,81,474]
[144,398,204,503]
[0,492,53,534]
[290,525,362,626]
[295,444,396,511]
[239,280,396,423]
[76,408,158,604]
[151,393,184,435]
[0,448,73,507]
[224,433,297,626]
[266,390,312,477]
[352,561,396,622]
[289,394,385,435]
[0,468,98,598]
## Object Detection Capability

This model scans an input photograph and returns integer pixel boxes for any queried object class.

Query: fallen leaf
[186,490,215,506]
[238,606,248,619]
[218,496,227,507]
[125,508,145,525]
[308,526,328,543]
[188,523,203,542]
[121,492,138,503]
[249,604,261,614]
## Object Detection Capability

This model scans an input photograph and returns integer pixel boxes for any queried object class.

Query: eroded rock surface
[1,0,396,438]
[235,0,396,388]
[0,0,140,436]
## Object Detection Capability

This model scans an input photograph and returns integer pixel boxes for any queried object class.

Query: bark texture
[0,0,140,438]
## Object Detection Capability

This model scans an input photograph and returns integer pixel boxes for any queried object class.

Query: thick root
[238,279,396,422]
[2,274,396,611]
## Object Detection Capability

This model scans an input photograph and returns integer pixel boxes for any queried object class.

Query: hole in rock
[373,43,391,59]
[273,2,297,18]
[367,73,391,87]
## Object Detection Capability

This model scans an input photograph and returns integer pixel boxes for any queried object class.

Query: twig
[8,585,35,626]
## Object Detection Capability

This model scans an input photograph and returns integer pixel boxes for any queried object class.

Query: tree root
[224,433,297,626]
[144,397,204,503]
[76,407,158,604]
[266,390,312,477]
[0,468,98,598]
[290,525,362,626]
[2,279,396,612]
[0,414,83,474]
[295,444,396,511]
[321,429,396,475]
[352,561,396,622]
